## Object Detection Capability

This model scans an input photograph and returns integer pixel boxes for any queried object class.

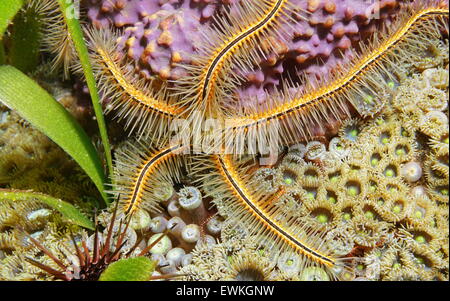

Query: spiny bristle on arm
[171,0,306,121]
[85,27,187,143]
[218,6,449,149]
[109,139,190,216]
[23,0,78,78]
[190,153,355,280]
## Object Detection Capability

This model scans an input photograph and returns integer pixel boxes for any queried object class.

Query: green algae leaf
[0,189,94,230]
[0,0,24,38]
[99,257,156,281]
[0,65,108,204]
[57,0,113,183]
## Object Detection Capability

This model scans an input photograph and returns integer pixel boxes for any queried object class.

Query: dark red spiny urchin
[24,202,175,281]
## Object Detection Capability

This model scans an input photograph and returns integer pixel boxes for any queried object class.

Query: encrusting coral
[180,61,449,281]
[0,105,100,208]
[0,193,88,280]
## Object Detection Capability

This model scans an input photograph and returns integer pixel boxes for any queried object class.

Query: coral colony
[0,0,449,281]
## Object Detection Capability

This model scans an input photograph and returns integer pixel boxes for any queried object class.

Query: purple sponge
[116,4,202,80]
